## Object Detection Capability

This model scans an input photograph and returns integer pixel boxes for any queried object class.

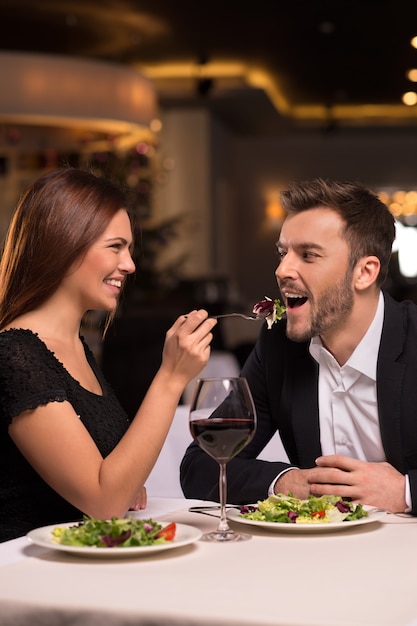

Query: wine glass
[189,377,257,542]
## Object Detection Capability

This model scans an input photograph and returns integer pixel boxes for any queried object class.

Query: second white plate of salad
[227,507,385,532]
[227,494,386,532]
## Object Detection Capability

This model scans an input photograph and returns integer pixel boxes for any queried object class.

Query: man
[180,178,417,514]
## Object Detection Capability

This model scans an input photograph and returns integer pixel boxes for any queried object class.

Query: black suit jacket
[180,292,417,513]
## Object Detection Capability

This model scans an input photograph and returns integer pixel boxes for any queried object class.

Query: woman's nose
[120,250,136,274]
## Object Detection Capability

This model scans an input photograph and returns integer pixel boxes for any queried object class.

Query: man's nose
[275,252,296,281]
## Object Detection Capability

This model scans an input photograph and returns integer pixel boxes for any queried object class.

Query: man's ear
[354,256,380,291]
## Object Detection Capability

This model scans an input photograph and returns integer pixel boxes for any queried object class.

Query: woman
[0,167,216,542]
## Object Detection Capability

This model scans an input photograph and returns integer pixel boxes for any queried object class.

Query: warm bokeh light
[405,190,417,203]
[150,118,163,133]
[381,188,417,278]
[393,190,407,203]
[390,202,402,217]
[265,200,285,221]
[378,191,390,205]
[379,188,417,224]
[407,68,417,82]
[402,91,417,105]
[264,196,286,229]
[411,36,417,48]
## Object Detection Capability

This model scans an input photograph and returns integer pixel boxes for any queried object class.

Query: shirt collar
[309,291,384,381]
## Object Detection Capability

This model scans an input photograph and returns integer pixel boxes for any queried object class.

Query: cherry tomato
[155,522,176,541]
[311,510,326,519]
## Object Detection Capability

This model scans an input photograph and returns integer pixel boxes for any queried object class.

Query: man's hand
[274,456,407,513]
[273,468,313,500]
[309,455,407,513]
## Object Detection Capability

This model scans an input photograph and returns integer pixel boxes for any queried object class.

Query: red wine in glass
[190,418,255,463]
[189,377,257,542]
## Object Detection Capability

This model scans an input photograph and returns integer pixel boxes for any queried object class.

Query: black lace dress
[0,329,131,542]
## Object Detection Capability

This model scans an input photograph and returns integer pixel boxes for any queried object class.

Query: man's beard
[286,270,354,343]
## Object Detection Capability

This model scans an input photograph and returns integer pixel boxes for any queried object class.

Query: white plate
[27,521,202,557]
[227,506,386,533]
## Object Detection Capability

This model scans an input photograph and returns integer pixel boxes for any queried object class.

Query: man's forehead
[277,208,345,247]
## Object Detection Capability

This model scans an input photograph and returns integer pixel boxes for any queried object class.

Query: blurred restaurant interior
[2,0,417,413]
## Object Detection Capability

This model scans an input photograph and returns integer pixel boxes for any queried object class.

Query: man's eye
[276,250,286,259]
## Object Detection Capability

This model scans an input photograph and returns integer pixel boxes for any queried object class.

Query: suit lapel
[290,351,322,466]
[377,293,406,472]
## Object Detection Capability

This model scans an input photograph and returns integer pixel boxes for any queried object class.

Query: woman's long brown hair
[0,167,129,330]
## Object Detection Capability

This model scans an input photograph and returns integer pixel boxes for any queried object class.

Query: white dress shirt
[309,291,385,462]
[270,291,411,508]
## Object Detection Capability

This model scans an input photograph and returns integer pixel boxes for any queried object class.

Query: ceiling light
[0,51,157,148]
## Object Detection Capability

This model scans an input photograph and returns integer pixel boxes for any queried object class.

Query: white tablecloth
[1,498,417,626]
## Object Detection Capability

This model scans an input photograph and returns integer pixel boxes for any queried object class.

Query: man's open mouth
[284,293,308,309]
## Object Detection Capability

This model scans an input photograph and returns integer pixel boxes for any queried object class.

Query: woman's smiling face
[275,207,355,343]
[62,209,135,313]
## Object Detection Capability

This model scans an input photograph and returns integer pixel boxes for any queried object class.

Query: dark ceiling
[2,0,417,135]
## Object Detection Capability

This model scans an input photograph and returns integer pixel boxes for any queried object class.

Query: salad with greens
[239,493,368,524]
[52,516,176,548]
[252,297,286,329]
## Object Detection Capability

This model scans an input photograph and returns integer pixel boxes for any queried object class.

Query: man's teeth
[284,292,308,309]
[105,279,122,288]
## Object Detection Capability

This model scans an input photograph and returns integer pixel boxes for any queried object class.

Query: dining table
[0,496,417,626]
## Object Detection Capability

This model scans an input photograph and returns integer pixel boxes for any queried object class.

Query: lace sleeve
[0,330,68,425]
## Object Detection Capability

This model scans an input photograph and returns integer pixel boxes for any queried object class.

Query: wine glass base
[201,530,252,542]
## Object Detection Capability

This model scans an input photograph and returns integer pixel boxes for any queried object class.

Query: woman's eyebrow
[105,236,130,245]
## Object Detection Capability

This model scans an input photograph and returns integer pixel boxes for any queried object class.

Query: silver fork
[188,505,236,518]
[211,313,260,320]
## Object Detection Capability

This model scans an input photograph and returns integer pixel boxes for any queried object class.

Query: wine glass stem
[217,462,231,533]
